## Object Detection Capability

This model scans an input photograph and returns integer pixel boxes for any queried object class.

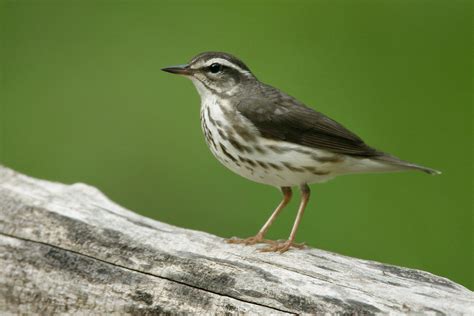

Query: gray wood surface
[0,165,472,314]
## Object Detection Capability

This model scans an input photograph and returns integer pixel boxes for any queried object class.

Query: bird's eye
[209,63,222,74]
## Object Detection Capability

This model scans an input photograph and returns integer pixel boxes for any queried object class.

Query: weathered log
[0,165,472,314]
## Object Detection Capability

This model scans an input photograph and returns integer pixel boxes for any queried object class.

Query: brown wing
[236,84,381,157]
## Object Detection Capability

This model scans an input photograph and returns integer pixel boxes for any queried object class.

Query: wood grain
[0,166,472,314]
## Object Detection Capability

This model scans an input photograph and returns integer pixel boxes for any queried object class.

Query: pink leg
[227,187,292,245]
[260,184,310,253]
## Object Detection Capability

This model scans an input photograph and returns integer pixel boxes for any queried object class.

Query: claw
[226,236,305,253]
[259,240,306,253]
[226,234,267,245]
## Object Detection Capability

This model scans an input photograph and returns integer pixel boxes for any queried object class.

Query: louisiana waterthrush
[162,52,440,253]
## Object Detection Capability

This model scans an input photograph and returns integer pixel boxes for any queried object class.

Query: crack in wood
[0,165,472,314]
[0,231,295,315]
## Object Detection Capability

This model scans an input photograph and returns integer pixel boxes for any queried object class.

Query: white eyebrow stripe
[204,58,250,74]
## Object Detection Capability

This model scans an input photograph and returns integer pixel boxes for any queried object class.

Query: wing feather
[236,84,380,157]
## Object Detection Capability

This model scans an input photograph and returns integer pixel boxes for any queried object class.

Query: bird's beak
[161,64,191,75]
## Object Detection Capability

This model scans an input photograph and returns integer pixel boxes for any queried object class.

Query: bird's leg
[260,184,310,253]
[227,187,292,245]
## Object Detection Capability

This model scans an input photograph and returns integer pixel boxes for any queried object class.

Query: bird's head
[162,52,256,99]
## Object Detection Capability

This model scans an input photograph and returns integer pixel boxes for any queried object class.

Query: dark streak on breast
[302,166,330,176]
[267,145,292,154]
[219,143,238,163]
[255,161,269,169]
[238,156,257,167]
[206,107,224,128]
[217,128,228,140]
[229,138,253,153]
[282,162,305,172]
[267,162,282,171]
[253,146,267,154]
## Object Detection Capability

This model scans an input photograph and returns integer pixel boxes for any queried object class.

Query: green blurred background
[1,0,472,289]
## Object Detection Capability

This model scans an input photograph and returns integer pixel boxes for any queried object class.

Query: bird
[162,52,440,253]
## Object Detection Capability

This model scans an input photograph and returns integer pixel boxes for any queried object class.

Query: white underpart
[189,77,214,99]
[191,79,400,187]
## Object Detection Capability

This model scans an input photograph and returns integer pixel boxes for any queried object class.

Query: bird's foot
[258,240,306,253]
[226,233,273,246]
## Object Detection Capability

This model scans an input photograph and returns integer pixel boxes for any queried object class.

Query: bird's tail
[375,154,441,175]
